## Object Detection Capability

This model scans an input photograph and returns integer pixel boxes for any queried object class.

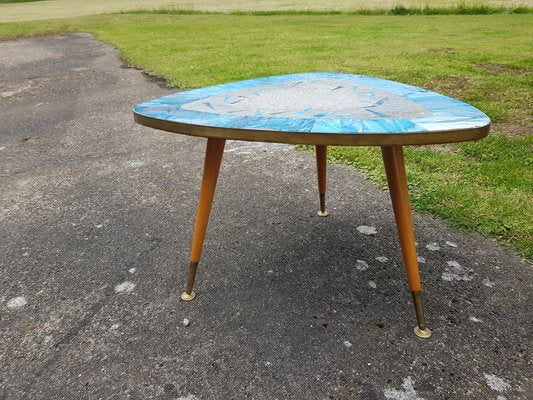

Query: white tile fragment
[343,340,352,348]
[425,242,441,251]
[356,260,369,271]
[114,281,136,293]
[357,225,377,236]
[183,318,190,327]
[7,296,27,309]
[484,373,511,392]
[384,376,426,400]
[128,268,136,274]
[445,241,458,247]
[368,280,377,289]
[468,316,482,323]
[441,261,473,282]
[376,256,388,263]
[482,278,495,288]
[110,323,120,330]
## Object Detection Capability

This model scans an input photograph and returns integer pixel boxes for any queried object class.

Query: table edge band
[133,112,490,146]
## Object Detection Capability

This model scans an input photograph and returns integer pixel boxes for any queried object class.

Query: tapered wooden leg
[316,145,328,217]
[381,145,431,338]
[181,138,226,301]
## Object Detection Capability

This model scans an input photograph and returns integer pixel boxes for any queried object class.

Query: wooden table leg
[316,144,328,217]
[381,145,432,338]
[181,138,226,301]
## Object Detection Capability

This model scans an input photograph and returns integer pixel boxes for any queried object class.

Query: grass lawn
[0,12,531,259]
[0,0,531,22]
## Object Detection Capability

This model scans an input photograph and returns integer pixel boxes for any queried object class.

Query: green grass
[0,12,531,258]
[132,5,532,16]
[1,1,531,22]
[309,133,533,259]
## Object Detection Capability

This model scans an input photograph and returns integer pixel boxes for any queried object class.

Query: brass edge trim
[134,112,490,147]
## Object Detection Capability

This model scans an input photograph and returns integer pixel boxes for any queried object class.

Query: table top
[134,73,490,146]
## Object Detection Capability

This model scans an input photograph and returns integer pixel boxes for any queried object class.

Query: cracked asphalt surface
[1,33,531,400]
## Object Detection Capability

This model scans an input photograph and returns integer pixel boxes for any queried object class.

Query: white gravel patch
[6,296,27,309]
[175,395,198,400]
[425,242,441,251]
[357,225,377,235]
[356,260,369,271]
[441,261,473,282]
[384,376,426,400]
[484,373,511,392]
[114,281,136,293]
[123,160,145,169]
[482,278,495,288]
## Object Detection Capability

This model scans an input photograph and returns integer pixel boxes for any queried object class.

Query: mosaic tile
[134,73,489,134]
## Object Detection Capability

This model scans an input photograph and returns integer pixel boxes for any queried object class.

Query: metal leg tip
[180,291,196,301]
[317,210,329,217]
[414,326,432,339]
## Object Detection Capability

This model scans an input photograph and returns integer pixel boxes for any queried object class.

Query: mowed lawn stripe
[1,0,530,22]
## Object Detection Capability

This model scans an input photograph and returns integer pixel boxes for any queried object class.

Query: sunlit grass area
[0,0,531,21]
[1,12,531,258]
[318,134,532,259]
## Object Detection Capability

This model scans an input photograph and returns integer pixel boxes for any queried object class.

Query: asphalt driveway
[0,33,531,400]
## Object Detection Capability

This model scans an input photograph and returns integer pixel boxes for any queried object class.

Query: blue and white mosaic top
[134,73,489,134]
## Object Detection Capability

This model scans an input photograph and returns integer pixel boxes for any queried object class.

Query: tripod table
[134,73,490,338]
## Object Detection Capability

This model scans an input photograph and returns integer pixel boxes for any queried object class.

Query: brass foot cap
[317,210,329,217]
[180,291,196,301]
[414,326,432,339]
